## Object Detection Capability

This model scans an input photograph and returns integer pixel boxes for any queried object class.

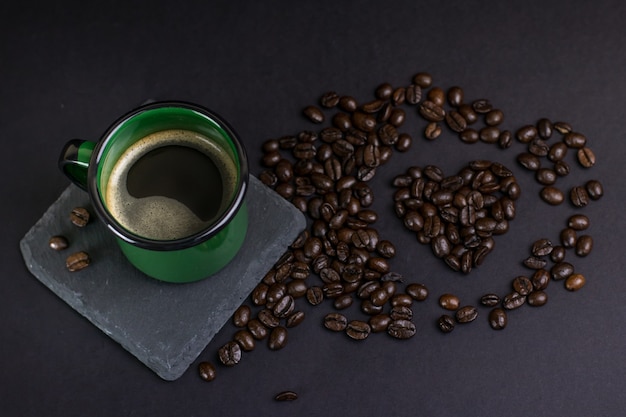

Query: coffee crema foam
[105,129,238,241]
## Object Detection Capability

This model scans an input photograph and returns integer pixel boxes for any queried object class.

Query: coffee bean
[66,251,90,272]
[333,294,353,310]
[516,125,538,143]
[218,341,242,366]
[455,306,478,323]
[324,313,348,332]
[532,269,550,291]
[523,256,547,270]
[459,128,479,144]
[233,305,251,328]
[577,147,596,168]
[390,306,413,321]
[585,180,603,200]
[320,91,340,108]
[550,246,567,263]
[395,133,412,152]
[439,293,460,310]
[70,207,90,227]
[480,293,500,307]
[413,72,433,88]
[532,238,553,257]
[303,105,325,124]
[406,283,429,301]
[258,308,280,328]
[527,291,548,307]
[346,320,371,340]
[512,276,533,296]
[447,86,464,107]
[502,292,526,310]
[540,186,564,205]
[437,315,455,333]
[560,228,577,248]
[275,391,298,402]
[387,319,416,339]
[575,235,593,257]
[537,118,553,139]
[49,235,69,251]
[369,314,391,333]
[565,273,586,291]
[419,100,446,122]
[391,294,413,308]
[286,311,305,328]
[553,121,572,134]
[251,283,269,306]
[484,109,504,126]
[548,142,568,162]
[472,99,492,114]
[554,160,570,177]
[568,214,590,230]
[488,308,507,330]
[198,361,217,382]
[445,110,467,132]
[563,132,587,148]
[529,138,549,157]
[268,326,288,350]
[247,319,268,340]
[551,262,575,281]
[535,168,557,185]
[234,329,256,352]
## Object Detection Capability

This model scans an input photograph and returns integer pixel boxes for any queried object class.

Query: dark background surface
[2,1,625,416]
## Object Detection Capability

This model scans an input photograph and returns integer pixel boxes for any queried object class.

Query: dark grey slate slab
[19,175,305,380]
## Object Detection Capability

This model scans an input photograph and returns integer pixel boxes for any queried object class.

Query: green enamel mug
[58,101,249,283]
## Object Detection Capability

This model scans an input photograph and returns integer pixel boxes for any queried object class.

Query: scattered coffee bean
[437,315,455,333]
[233,305,251,328]
[218,341,242,366]
[387,319,416,339]
[268,326,288,350]
[502,292,526,310]
[540,186,564,205]
[346,320,371,340]
[439,293,460,310]
[65,251,90,272]
[198,361,217,382]
[49,235,69,251]
[527,291,548,307]
[455,306,478,323]
[575,235,593,257]
[570,186,590,207]
[565,273,586,291]
[585,180,603,200]
[480,293,500,307]
[324,313,348,332]
[369,314,392,333]
[275,391,298,402]
[406,283,429,301]
[234,329,256,352]
[70,207,90,227]
[488,308,507,330]
[568,214,590,230]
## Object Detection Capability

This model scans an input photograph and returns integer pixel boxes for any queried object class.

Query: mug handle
[58,139,96,190]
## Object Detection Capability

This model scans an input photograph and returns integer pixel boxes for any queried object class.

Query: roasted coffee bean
[527,291,548,307]
[535,168,557,185]
[346,320,371,340]
[273,295,295,318]
[537,118,553,139]
[532,269,551,291]
[523,256,547,270]
[406,283,429,301]
[303,105,325,123]
[370,288,391,307]
[488,308,507,330]
[405,84,422,104]
[439,293,460,310]
[455,306,478,323]
[529,138,549,157]
[324,313,348,331]
[49,235,69,251]
[390,306,413,321]
[258,309,280,328]
[585,180,603,200]
[540,186,564,205]
[413,72,433,88]
[268,326,288,350]
[554,160,570,177]
[389,108,406,127]
[575,235,593,257]
[459,128,479,144]
[560,228,577,248]
[551,262,575,281]
[218,341,242,366]
[484,109,504,126]
[447,86,464,107]
[234,329,256,352]
[565,273,586,291]
[70,207,90,227]
[577,147,596,168]
[369,314,391,333]
[445,110,467,132]
[266,283,287,304]
[502,292,526,310]
[553,121,572,134]
[320,91,340,108]
[275,391,298,402]
[532,238,554,257]
[563,132,587,148]
[498,130,513,149]
[66,251,90,272]
[427,86,446,106]
[570,186,590,207]
[247,319,268,340]
[479,126,500,143]
[233,305,252,328]
[480,293,500,307]
[438,315,455,333]
[395,133,413,152]
[548,142,568,161]
[472,99,492,114]
[419,100,446,122]
[198,361,217,382]
[286,311,305,328]
[512,276,533,296]
[516,125,538,143]
[388,319,416,339]
[391,294,413,308]
[251,283,269,306]
[333,294,353,310]
[361,299,384,315]
[550,246,567,263]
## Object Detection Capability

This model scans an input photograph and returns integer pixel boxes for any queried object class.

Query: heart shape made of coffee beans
[204,71,605,377]
[391,160,519,274]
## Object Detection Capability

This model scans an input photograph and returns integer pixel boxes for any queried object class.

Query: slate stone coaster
[20,175,306,380]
